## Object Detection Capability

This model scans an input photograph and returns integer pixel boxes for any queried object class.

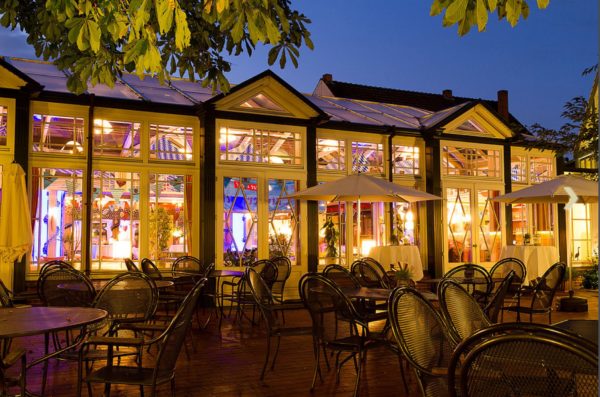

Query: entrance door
[445,185,503,270]
[219,173,300,267]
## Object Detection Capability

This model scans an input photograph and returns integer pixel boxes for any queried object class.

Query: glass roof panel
[170,80,215,103]
[120,74,194,105]
[88,80,142,100]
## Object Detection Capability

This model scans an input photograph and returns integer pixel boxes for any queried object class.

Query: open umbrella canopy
[0,163,33,288]
[493,175,598,204]
[289,173,441,202]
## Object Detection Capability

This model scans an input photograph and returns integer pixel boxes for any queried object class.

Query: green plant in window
[322,217,339,258]
[149,207,173,258]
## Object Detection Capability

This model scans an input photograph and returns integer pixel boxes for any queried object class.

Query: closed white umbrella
[0,163,32,289]
[290,173,440,255]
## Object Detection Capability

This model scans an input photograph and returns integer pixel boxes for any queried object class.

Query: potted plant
[395,262,413,287]
[523,233,531,245]
[321,217,339,261]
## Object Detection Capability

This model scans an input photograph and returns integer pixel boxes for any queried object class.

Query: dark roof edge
[0,56,44,92]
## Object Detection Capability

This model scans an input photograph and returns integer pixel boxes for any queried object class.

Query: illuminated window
[90,171,140,271]
[238,93,286,113]
[32,114,84,154]
[392,145,420,175]
[570,204,596,265]
[150,124,193,161]
[510,155,526,183]
[31,167,84,271]
[219,126,302,165]
[93,119,141,158]
[0,104,7,146]
[317,139,345,171]
[149,174,192,267]
[530,157,553,183]
[442,146,501,178]
[511,202,554,246]
[351,141,384,174]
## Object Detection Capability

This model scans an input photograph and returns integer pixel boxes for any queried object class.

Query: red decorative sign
[233,180,257,191]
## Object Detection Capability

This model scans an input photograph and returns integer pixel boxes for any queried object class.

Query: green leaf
[174,8,191,50]
[267,46,280,65]
[279,47,286,68]
[430,0,444,16]
[476,0,488,32]
[487,0,498,11]
[505,0,520,27]
[445,0,468,24]
[87,20,100,53]
[230,12,245,42]
[76,22,90,51]
[537,0,550,9]
[155,0,174,34]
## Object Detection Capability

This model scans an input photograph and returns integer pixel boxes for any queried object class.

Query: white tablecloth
[368,245,424,281]
[500,245,559,280]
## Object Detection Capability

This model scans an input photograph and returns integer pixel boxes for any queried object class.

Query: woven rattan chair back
[39,267,96,307]
[351,258,388,288]
[172,255,202,273]
[154,278,206,375]
[39,260,74,276]
[269,256,291,301]
[246,268,279,331]
[141,258,164,280]
[251,259,278,290]
[438,279,491,344]
[388,287,455,397]
[443,263,492,304]
[489,257,526,293]
[448,323,598,397]
[483,271,515,323]
[323,264,361,289]
[531,261,566,311]
[124,258,141,272]
[92,272,158,330]
[362,257,395,287]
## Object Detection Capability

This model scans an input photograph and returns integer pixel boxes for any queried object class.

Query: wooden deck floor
[7,288,599,397]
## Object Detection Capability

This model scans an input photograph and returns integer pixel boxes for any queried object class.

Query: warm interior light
[93,119,113,135]
[361,239,376,256]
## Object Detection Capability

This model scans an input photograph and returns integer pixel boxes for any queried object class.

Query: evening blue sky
[0,1,597,129]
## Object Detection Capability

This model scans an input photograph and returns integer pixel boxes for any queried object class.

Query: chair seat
[271,325,313,337]
[85,365,174,386]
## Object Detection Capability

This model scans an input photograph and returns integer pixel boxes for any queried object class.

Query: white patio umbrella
[0,163,32,289]
[290,173,440,255]
[493,174,598,293]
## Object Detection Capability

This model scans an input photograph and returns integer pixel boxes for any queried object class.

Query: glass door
[445,185,503,270]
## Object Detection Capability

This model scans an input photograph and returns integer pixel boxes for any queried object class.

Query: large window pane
[93,119,141,158]
[223,177,258,266]
[447,187,472,263]
[477,189,502,262]
[32,114,84,154]
[90,171,140,271]
[149,174,190,267]
[219,126,302,165]
[392,145,420,175]
[510,155,526,183]
[351,141,384,174]
[530,157,553,183]
[31,168,83,271]
[318,200,346,266]
[317,139,345,171]
[443,146,501,178]
[268,179,299,264]
[149,124,193,161]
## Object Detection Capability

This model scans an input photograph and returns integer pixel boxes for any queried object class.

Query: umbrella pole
[357,198,361,257]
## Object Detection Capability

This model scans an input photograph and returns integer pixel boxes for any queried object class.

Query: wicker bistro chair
[77,278,207,397]
[447,322,598,397]
[124,258,141,272]
[323,264,361,289]
[489,257,526,293]
[299,274,379,397]
[269,256,292,303]
[483,271,516,323]
[39,266,96,308]
[351,258,392,289]
[388,287,456,397]
[171,255,202,273]
[246,268,312,380]
[503,262,566,324]
[443,263,492,306]
[438,279,492,345]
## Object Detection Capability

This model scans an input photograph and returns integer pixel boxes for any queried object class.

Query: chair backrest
[531,261,566,311]
[270,256,292,300]
[250,259,278,290]
[141,258,163,280]
[388,287,455,397]
[154,278,206,375]
[443,263,492,302]
[489,257,526,293]
[438,279,491,344]
[351,258,388,288]
[299,274,362,344]
[39,267,96,307]
[0,279,13,307]
[172,255,202,273]
[37,260,75,298]
[448,322,598,397]
[246,268,279,330]
[124,258,141,273]
[92,272,158,329]
[322,264,361,289]
[483,270,516,323]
